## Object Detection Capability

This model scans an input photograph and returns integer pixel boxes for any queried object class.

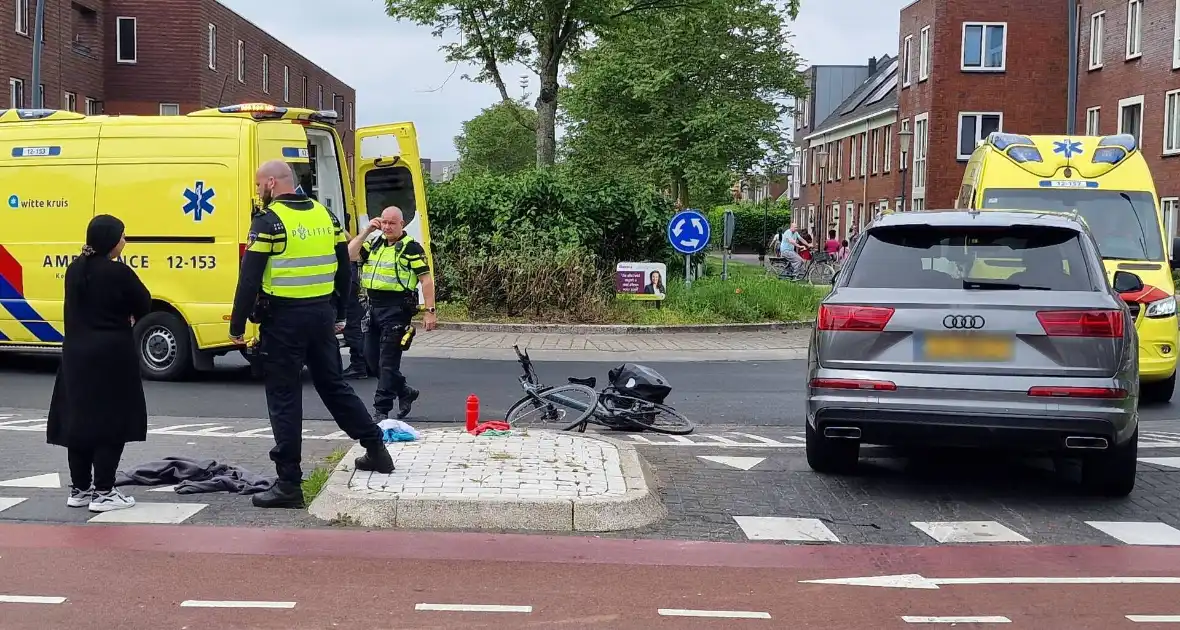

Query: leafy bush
[705,201,792,254]
[426,169,674,320]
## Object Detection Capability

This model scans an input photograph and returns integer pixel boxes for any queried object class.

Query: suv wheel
[1080,428,1137,497]
[805,421,860,473]
[1141,372,1176,404]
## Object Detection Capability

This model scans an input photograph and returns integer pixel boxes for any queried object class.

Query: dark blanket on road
[115,457,276,495]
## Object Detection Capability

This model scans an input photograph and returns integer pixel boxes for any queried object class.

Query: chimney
[868,56,877,75]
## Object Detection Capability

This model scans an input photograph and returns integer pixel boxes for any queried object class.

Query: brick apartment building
[1077,0,1180,234]
[4,0,355,159]
[792,0,1180,239]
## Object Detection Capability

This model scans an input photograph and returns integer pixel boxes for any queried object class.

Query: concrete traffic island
[307,428,666,532]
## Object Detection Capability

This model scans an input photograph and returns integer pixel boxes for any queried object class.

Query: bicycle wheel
[807,262,836,285]
[505,384,598,431]
[606,394,695,435]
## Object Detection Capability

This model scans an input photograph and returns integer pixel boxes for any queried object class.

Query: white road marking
[0,595,66,604]
[697,456,766,470]
[87,502,208,524]
[802,574,1180,589]
[902,616,1010,624]
[1128,615,1180,622]
[0,498,27,513]
[1086,521,1180,546]
[0,473,60,489]
[415,603,532,613]
[180,600,296,609]
[911,521,1030,544]
[733,516,840,542]
[658,609,771,619]
[1140,457,1180,469]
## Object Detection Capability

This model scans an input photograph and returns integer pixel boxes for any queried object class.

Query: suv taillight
[817,305,894,331]
[1036,309,1123,337]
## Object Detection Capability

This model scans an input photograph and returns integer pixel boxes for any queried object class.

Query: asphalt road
[0,352,798,426]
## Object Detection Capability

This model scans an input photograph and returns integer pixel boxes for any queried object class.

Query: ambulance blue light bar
[1006,146,1042,163]
[309,110,339,125]
[1098,134,1137,151]
[990,133,1034,150]
[1092,134,1136,164]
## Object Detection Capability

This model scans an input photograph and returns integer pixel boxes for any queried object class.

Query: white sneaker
[88,489,135,513]
[66,486,94,508]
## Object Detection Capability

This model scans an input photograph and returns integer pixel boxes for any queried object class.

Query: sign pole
[684,254,692,286]
[722,249,729,281]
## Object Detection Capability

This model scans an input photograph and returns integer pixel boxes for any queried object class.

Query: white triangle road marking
[0,497,28,513]
[0,473,60,489]
[697,456,765,471]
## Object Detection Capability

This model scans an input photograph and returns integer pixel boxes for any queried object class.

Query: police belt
[366,287,418,305]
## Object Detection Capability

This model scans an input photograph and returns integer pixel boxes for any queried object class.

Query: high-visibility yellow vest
[360,234,420,293]
[261,201,339,298]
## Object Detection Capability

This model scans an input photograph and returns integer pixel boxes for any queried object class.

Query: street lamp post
[817,146,829,233]
[897,129,913,212]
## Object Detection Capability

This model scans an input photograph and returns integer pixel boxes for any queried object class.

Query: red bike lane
[1,523,1179,628]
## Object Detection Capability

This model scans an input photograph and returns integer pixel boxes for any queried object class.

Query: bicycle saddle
[568,376,597,388]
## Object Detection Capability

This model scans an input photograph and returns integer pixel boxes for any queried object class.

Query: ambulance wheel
[1142,372,1176,404]
[136,312,192,381]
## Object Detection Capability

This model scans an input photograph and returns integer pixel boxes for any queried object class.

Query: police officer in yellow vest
[230,160,393,509]
[347,206,437,420]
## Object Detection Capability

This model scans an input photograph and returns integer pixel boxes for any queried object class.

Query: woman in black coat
[47,215,151,513]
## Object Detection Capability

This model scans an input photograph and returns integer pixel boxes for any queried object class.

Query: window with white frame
[870,128,879,174]
[1174,1,1180,68]
[1163,198,1179,240]
[957,112,1002,159]
[208,24,217,69]
[1086,106,1100,135]
[800,149,808,186]
[283,66,289,102]
[1119,95,1144,145]
[9,78,23,108]
[913,113,929,195]
[884,124,893,171]
[1126,0,1142,59]
[63,91,76,112]
[860,132,867,176]
[159,103,180,116]
[802,98,809,126]
[237,40,245,82]
[962,22,1006,71]
[835,140,843,180]
[262,54,269,93]
[811,147,818,182]
[850,136,858,178]
[919,26,931,81]
[115,17,136,63]
[318,85,324,109]
[15,0,28,35]
[1089,12,1104,69]
[902,35,913,86]
[1165,90,1180,155]
[85,97,97,115]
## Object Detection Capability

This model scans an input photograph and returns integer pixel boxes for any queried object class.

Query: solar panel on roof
[837,59,898,116]
[864,75,898,105]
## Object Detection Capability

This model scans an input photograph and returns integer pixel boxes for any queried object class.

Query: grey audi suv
[806,208,1140,496]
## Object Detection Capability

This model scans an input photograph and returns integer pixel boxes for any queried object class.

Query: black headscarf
[68,215,125,297]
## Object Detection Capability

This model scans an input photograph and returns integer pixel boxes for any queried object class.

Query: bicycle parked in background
[506,345,694,435]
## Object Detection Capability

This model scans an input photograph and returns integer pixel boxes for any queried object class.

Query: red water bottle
[466,394,479,432]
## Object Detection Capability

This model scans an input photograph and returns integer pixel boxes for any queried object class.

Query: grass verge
[301,447,348,502]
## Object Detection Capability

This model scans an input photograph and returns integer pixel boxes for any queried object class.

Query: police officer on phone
[229,160,393,509]
[347,206,437,420]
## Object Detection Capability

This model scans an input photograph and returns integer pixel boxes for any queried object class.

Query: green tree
[455,101,538,174]
[561,0,806,207]
[384,0,802,168]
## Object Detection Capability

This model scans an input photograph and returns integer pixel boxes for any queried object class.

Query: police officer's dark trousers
[342,264,366,370]
[364,296,416,417]
[260,299,384,484]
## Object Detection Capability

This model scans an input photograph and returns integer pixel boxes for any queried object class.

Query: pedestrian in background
[348,206,437,421]
[47,214,151,513]
[229,160,393,509]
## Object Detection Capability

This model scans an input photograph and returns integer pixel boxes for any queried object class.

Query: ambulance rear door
[354,123,434,275]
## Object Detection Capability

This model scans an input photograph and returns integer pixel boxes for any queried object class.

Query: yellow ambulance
[0,103,434,381]
[957,132,1178,402]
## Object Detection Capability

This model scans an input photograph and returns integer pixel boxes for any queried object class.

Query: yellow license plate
[922,333,1014,362]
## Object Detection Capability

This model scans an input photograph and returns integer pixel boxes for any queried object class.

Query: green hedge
[705,202,792,254]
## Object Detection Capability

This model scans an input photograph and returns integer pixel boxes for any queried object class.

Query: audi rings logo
[943,315,985,329]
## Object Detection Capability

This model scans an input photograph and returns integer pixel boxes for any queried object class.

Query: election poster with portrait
[615,262,667,301]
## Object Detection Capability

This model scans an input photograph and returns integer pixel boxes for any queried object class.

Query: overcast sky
[220,0,909,160]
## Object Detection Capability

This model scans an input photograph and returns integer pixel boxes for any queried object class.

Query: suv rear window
[844,225,1096,291]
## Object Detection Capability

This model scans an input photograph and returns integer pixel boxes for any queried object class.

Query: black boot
[342,363,368,379]
[252,480,304,509]
[397,387,419,419]
[355,443,395,474]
